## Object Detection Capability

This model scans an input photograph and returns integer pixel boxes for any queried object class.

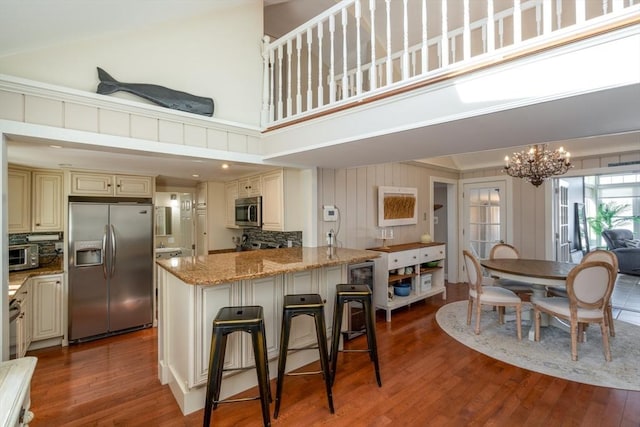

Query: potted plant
[587,201,640,247]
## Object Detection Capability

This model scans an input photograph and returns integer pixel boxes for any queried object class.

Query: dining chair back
[462,250,522,339]
[532,261,616,361]
[488,243,533,299]
[489,243,520,259]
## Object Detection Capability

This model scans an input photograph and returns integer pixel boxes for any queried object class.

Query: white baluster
[451,35,457,62]
[556,0,562,29]
[317,21,324,108]
[421,0,428,74]
[261,36,270,126]
[296,34,302,114]
[441,0,449,67]
[307,28,313,111]
[576,0,586,23]
[342,8,348,100]
[612,0,623,11]
[499,18,504,48]
[385,0,392,86]
[486,0,495,53]
[602,0,609,14]
[369,0,377,91]
[286,40,292,118]
[269,48,275,123]
[329,14,336,103]
[402,0,409,80]
[463,0,471,60]
[355,0,363,95]
[514,0,522,43]
[535,2,542,36]
[543,0,552,35]
[277,45,284,121]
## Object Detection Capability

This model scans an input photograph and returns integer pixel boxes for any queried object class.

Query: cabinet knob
[393,259,398,263]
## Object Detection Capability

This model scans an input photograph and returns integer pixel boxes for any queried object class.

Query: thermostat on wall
[323,205,337,221]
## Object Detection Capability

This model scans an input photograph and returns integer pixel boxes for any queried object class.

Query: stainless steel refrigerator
[68,199,154,342]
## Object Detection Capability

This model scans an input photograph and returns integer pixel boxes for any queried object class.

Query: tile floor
[611,274,640,326]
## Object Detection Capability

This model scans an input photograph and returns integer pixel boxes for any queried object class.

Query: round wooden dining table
[480,258,577,290]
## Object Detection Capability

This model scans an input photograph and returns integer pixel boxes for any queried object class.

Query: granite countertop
[8,260,64,300]
[156,246,379,286]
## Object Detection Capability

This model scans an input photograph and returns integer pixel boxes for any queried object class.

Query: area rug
[435,301,640,391]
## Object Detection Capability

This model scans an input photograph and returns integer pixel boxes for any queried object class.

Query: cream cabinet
[371,242,446,322]
[225,181,238,228]
[70,172,153,197]
[12,282,32,359]
[196,182,207,209]
[8,168,31,233]
[32,170,63,231]
[237,175,261,198]
[261,169,302,232]
[31,274,63,341]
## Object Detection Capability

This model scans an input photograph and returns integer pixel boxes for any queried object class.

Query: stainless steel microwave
[9,244,39,271]
[235,196,262,228]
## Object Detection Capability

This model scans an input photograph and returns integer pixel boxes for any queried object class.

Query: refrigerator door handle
[110,224,117,276]
[102,225,108,279]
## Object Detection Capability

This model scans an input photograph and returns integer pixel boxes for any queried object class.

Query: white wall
[318,162,459,250]
[0,1,264,126]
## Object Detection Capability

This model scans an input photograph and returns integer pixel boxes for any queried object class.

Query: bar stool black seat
[274,294,334,418]
[203,305,271,427]
[330,284,382,387]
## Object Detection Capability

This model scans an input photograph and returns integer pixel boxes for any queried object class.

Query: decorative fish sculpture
[96,67,214,117]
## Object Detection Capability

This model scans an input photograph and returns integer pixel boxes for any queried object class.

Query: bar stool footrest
[215,396,262,404]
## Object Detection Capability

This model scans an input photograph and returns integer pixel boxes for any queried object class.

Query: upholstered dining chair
[488,243,534,299]
[531,261,616,361]
[463,250,522,340]
[547,249,618,337]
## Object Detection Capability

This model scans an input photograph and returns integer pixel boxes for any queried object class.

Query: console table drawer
[388,249,419,269]
[420,245,445,262]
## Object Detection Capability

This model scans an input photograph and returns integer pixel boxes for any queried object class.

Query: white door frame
[458,176,513,281]
[429,176,458,283]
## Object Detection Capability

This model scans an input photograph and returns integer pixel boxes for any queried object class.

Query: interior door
[462,181,507,260]
[555,179,571,262]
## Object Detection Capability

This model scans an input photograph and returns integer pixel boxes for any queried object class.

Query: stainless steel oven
[235,196,262,228]
[8,244,39,271]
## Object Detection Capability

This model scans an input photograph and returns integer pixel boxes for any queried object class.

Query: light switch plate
[323,205,337,221]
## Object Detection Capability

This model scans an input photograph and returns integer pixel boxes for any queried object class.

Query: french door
[555,180,571,262]
[462,181,507,260]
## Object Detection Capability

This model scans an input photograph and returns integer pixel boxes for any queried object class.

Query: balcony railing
[261,0,640,128]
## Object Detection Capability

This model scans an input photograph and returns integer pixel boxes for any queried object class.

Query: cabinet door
[238,175,261,198]
[195,209,208,256]
[70,172,114,196]
[261,170,283,231]
[193,283,238,387]
[196,182,207,209]
[225,181,239,228]
[319,265,344,338]
[14,282,32,358]
[284,269,320,349]
[242,276,283,362]
[8,168,31,233]
[31,275,63,341]
[32,171,63,231]
[115,175,153,197]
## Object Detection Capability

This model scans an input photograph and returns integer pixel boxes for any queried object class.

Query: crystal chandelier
[503,144,572,187]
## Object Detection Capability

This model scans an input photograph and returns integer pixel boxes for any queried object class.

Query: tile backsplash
[9,232,64,267]
[241,229,302,248]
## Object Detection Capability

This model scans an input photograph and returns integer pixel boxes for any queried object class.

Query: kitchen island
[155,246,378,415]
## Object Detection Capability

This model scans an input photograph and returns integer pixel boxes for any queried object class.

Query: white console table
[0,356,37,427]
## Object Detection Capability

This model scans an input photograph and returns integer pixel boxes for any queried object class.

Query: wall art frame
[378,186,418,227]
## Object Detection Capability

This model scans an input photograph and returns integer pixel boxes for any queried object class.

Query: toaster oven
[8,244,39,271]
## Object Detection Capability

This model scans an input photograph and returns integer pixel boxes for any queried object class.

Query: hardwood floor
[27,283,640,426]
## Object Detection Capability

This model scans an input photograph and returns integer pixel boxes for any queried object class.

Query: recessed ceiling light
[222,164,229,169]
[192,174,200,178]
[49,145,62,149]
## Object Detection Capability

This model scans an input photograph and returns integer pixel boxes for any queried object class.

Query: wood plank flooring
[27,283,640,426]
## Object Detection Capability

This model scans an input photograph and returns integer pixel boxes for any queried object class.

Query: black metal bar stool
[274,294,334,418]
[203,305,271,427]
[330,284,382,387]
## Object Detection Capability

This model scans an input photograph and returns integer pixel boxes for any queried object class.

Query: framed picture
[378,186,418,227]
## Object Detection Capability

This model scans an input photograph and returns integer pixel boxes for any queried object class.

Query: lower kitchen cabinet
[31,274,64,341]
[11,282,32,359]
[370,242,447,322]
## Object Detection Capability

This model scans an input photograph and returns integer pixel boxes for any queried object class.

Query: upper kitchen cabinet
[32,170,63,232]
[261,169,302,232]
[237,175,261,198]
[8,167,31,233]
[196,182,207,209]
[225,181,239,229]
[69,172,153,197]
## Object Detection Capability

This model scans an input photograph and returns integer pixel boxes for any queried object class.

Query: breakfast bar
[155,246,378,415]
